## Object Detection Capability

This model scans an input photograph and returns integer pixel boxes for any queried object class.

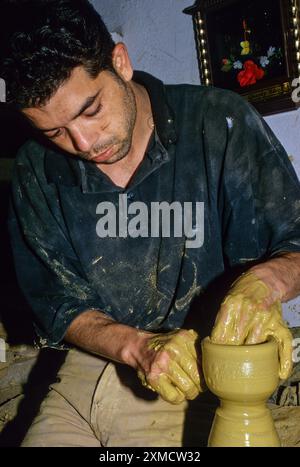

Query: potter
[3,0,300,447]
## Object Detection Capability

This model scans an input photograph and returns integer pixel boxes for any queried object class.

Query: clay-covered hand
[211,272,293,380]
[137,329,206,404]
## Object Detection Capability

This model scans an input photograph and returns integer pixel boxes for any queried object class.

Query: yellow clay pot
[201,337,281,447]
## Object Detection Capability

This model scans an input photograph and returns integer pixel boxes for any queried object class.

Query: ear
[112,43,133,82]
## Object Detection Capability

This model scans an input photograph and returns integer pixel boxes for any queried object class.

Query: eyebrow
[40,91,101,132]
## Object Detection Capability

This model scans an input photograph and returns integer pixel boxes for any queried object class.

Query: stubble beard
[81,77,137,165]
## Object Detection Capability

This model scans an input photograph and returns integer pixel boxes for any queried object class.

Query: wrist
[120,327,154,370]
[249,262,287,304]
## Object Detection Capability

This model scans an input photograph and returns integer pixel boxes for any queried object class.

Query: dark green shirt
[8,72,300,348]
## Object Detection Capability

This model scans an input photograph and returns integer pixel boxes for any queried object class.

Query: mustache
[78,138,117,159]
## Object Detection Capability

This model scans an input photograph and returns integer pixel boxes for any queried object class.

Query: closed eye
[47,129,63,139]
[45,102,103,139]
[84,103,103,117]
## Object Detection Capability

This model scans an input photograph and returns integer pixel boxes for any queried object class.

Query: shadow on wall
[0,104,67,447]
[0,104,31,159]
[0,104,35,344]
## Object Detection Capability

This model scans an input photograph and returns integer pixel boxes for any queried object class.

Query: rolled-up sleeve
[8,143,104,348]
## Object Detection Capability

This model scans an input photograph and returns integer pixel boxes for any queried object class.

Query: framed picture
[184,0,300,115]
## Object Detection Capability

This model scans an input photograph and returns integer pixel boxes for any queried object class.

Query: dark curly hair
[0,0,115,108]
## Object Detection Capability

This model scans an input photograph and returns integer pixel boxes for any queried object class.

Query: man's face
[22,57,137,165]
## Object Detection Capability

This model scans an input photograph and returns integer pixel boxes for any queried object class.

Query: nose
[68,123,97,153]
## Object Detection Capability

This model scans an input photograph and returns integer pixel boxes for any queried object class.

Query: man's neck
[96,82,154,189]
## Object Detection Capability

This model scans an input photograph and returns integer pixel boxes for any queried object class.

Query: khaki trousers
[21,348,217,447]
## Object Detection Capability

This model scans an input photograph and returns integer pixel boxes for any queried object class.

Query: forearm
[64,309,153,370]
[64,309,204,404]
[250,252,300,304]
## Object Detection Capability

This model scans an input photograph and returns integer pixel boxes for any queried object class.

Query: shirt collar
[132,71,177,148]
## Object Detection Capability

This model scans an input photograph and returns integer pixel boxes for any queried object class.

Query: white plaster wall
[91,0,198,85]
[92,0,300,326]
[265,111,300,179]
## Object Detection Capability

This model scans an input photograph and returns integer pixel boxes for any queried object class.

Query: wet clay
[211,272,293,380]
[202,337,281,447]
[138,329,205,404]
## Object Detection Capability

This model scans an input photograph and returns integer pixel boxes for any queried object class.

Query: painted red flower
[237,60,265,87]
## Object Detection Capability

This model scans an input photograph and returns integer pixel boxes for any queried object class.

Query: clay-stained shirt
[8,72,300,348]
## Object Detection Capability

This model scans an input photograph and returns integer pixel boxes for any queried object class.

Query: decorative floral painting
[206,0,286,91]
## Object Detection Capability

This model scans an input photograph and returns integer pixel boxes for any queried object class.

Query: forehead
[22,66,106,130]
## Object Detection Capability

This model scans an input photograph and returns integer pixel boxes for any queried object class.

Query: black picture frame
[184,0,300,115]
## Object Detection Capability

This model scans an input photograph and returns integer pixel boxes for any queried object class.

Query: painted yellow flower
[240,41,250,56]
